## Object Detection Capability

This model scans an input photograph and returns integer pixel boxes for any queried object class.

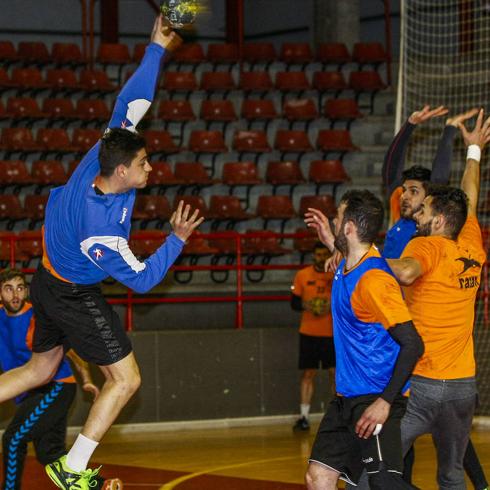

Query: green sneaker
[46,455,101,489]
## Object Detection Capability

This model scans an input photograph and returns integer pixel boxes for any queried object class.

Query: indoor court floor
[16,422,490,489]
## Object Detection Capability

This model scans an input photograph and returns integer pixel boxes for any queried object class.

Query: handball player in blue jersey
[0,16,202,490]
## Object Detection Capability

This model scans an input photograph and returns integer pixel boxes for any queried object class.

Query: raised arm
[458,108,490,216]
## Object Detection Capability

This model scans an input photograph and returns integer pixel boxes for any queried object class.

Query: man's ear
[115,164,127,179]
[343,220,356,237]
[432,214,445,232]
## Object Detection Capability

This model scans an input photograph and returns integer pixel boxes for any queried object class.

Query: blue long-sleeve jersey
[43,43,184,293]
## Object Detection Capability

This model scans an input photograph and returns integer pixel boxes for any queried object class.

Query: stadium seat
[72,128,102,153]
[208,195,254,228]
[75,99,111,125]
[200,71,236,96]
[0,195,24,229]
[200,99,237,128]
[293,227,319,258]
[158,100,195,124]
[0,128,41,155]
[96,43,131,84]
[0,100,10,119]
[309,159,350,198]
[0,68,11,91]
[0,231,16,264]
[171,43,206,68]
[239,71,273,94]
[129,230,165,258]
[283,98,318,129]
[352,42,388,67]
[189,130,228,155]
[324,98,363,128]
[18,41,51,65]
[146,161,183,192]
[0,160,32,191]
[67,160,80,178]
[256,195,296,221]
[132,195,172,229]
[266,161,305,194]
[232,130,271,161]
[222,161,261,187]
[274,130,313,159]
[42,98,76,124]
[299,195,336,219]
[174,161,215,188]
[243,42,276,68]
[0,41,19,65]
[79,69,116,94]
[180,230,219,257]
[316,129,359,158]
[348,71,387,113]
[207,43,239,66]
[242,229,291,256]
[280,43,313,66]
[51,42,85,67]
[46,68,79,93]
[16,230,43,262]
[10,68,48,93]
[145,130,180,157]
[7,97,45,123]
[241,99,278,128]
[173,195,209,219]
[37,128,76,156]
[31,160,68,187]
[132,43,147,64]
[24,194,49,227]
[275,71,310,93]
[161,71,198,97]
[312,71,348,105]
[316,43,351,67]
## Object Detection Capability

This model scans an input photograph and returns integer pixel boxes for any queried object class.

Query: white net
[398,0,490,413]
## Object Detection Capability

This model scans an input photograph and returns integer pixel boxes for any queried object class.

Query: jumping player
[0,16,202,490]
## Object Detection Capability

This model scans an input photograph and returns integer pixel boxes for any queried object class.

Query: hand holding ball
[160,0,201,29]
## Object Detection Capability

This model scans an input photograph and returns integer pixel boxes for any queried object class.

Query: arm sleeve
[401,237,440,276]
[430,125,458,184]
[381,321,424,403]
[382,121,416,194]
[291,294,303,311]
[82,233,184,294]
[108,43,166,131]
[352,270,412,329]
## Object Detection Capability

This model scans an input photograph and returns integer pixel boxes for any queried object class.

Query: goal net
[397,0,490,414]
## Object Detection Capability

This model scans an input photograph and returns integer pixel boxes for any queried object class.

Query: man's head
[99,128,152,189]
[414,185,468,240]
[333,190,384,255]
[312,241,331,271]
[0,269,27,315]
[400,165,432,219]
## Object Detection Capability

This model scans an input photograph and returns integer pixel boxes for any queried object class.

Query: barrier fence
[1,230,488,330]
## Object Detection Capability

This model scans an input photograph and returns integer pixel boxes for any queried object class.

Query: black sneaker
[293,416,310,431]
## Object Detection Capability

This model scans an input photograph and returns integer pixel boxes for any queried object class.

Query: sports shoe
[46,455,101,489]
[292,416,310,431]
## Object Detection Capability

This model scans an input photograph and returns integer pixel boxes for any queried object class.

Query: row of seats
[0,97,363,128]
[0,159,349,193]
[1,40,388,69]
[0,66,386,97]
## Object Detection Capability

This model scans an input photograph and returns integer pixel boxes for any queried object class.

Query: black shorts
[299,334,336,370]
[30,266,132,366]
[309,394,408,486]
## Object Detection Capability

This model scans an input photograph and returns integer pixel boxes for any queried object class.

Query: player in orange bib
[388,109,489,489]
[291,242,335,431]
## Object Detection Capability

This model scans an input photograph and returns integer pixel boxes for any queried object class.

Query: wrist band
[467,144,481,162]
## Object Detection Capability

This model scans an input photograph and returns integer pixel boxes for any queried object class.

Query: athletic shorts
[30,266,132,366]
[309,394,408,486]
[299,333,336,370]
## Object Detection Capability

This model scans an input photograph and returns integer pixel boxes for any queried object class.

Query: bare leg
[0,348,63,402]
[306,462,339,490]
[301,369,317,405]
[80,352,141,442]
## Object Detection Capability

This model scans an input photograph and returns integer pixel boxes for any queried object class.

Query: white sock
[66,434,99,472]
[300,404,310,419]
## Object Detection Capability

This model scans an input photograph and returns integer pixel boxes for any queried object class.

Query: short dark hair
[426,184,468,240]
[313,241,328,251]
[402,165,431,184]
[0,269,26,287]
[98,128,146,177]
[340,190,384,244]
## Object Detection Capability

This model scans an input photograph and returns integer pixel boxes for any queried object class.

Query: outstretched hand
[446,108,479,128]
[458,108,490,150]
[304,208,335,251]
[151,15,183,52]
[170,200,205,242]
[408,105,448,125]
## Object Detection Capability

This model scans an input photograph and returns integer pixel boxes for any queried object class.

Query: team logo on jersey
[93,248,104,260]
[456,257,481,275]
[119,207,128,224]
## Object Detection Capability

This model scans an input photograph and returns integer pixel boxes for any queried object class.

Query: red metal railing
[2,231,488,329]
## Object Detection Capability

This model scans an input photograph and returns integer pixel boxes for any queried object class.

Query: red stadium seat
[17,230,43,261]
[10,68,47,91]
[75,99,111,123]
[146,162,183,189]
[316,129,359,157]
[46,68,79,93]
[51,43,85,66]
[243,43,277,66]
[283,98,318,127]
[31,160,68,186]
[37,128,76,154]
[280,43,313,65]
[158,100,195,123]
[200,100,237,126]
[0,41,19,65]
[79,70,116,93]
[274,130,313,157]
[241,99,278,126]
[0,68,12,90]
[132,43,147,64]
[161,71,198,95]
[242,229,291,255]
[67,160,80,178]
[309,159,350,198]
[200,71,236,94]
[189,130,227,154]
[275,71,310,92]
[0,231,16,262]
[42,98,76,122]
[97,43,130,65]
[232,130,271,157]
[257,195,295,220]
[312,71,348,105]
[144,130,180,156]
[239,71,273,94]
[0,196,24,225]
[24,194,49,223]
[132,195,172,225]
[171,43,206,66]
[0,100,9,119]
[316,43,351,66]
[172,195,209,219]
[0,128,41,154]
[222,162,261,187]
[6,97,45,121]
[349,71,387,92]
[72,129,102,153]
[299,195,336,219]
[181,230,218,256]
[352,42,388,66]
[0,160,32,189]
[266,161,305,188]
[324,98,363,128]
[207,43,239,65]
[293,227,319,256]
[174,162,214,186]
[18,42,50,65]
[208,196,254,222]
[129,230,165,258]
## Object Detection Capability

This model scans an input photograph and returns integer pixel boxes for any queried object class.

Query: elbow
[397,267,417,286]
[415,335,425,359]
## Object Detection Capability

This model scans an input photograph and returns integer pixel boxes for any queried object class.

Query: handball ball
[160,0,199,28]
